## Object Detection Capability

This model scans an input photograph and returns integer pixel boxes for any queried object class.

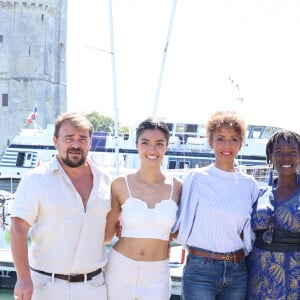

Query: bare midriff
[113,237,169,261]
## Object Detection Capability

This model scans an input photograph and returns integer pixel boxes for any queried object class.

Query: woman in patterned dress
[247,130,300,299]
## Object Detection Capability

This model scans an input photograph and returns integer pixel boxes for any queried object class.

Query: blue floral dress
[247,187,300,300]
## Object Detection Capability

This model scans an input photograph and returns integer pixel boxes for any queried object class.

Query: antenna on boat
[108,0,120,176]
[228,77,244,109]
[152,0,177,119]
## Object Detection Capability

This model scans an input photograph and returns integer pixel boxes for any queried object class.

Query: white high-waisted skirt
[105,248,171,300]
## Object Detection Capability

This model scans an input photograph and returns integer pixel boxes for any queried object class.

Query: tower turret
[0,0,67,152]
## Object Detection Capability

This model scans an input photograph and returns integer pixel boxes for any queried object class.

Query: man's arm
[10,217,33,300]
[104,179,122,244]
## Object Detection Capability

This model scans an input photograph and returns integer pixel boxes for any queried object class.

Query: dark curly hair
[266,130,300,164]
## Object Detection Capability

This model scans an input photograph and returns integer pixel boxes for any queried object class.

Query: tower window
[2,94,8,106]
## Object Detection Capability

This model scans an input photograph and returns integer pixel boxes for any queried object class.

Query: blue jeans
[181,248,247,300]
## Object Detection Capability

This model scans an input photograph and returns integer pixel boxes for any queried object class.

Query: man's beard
[61,152,86,168]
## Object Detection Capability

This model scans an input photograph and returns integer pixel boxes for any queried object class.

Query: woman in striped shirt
[172,110,259,300]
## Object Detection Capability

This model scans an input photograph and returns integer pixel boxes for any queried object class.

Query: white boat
[0,190,14,232]
[0,121,280,180]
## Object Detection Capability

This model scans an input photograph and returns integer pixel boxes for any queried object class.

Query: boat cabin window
[91,132,108,150]
[168,160,177,169]
[16,152,25,166]
[175,123,198,134]
[248,126,264,139]
[168,160,189,169]
[167,123,173,132]
[16,152,34,167]
[167,122,205,143]
[261,126,282,139]
[174,123,199,143]
[185,124,198,133]
[179,161,190,169]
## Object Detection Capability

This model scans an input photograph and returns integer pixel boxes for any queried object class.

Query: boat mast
[108,0,120,176]
[152,0,177,119]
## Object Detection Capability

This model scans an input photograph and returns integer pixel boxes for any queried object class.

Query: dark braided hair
[266,130,300,164]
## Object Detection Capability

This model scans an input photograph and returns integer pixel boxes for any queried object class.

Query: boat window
[23,152,34,167]
[261,126,282,138]
[249,126,264,139]
[199,124,206,137]
[179,161,190,169]
[261,127,272,139]
[168,160,177,169]
[175,124,185,133]
[166,123,173,132]
[185,124,198,133]
[15,152,34,167]
[174,123,199,143]
[91,132,108,150]
[16,152,25,166]
[175,123,198,134]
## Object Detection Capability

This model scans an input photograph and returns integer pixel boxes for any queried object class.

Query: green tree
[119,125,129,134]
[85,111,114,132]
[85,111,129,134]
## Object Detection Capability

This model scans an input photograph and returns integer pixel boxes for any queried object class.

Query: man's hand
[14,278,33,300]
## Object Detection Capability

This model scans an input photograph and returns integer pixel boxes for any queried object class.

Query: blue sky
[67,0,300,132]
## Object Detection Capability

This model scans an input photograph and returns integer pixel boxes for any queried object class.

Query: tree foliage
[85,111,114,132]
[85,111,129,133]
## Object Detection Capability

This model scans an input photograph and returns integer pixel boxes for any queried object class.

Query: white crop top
[121,176,178,241]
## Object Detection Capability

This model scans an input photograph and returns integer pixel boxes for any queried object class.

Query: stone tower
[0,0,67,152]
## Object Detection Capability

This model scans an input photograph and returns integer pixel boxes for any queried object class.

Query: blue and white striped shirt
[172,163,259,255]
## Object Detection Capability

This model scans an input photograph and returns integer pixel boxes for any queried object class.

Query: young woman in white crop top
[104,118,182,300]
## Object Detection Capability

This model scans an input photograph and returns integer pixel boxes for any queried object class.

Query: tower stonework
[0,0,67,152]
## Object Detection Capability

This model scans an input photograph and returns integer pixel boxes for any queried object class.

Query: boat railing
[236,164,273,186]
[0,177,21,194]
[0,165,273,195]
[163,164,273,186]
